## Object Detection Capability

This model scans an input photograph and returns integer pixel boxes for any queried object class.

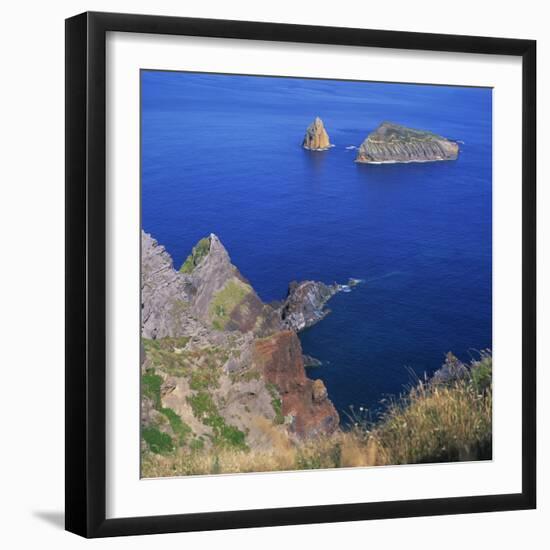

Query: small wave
[345,145,357,150]
[363,271,402,284]
[336,278,365,293]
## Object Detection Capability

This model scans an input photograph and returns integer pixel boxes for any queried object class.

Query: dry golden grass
[142,435,353,477]
[142,447,291,477]
[141,355,492,477]
[368,377,492,465]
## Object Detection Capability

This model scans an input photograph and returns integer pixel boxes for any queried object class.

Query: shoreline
[355,156,457,165]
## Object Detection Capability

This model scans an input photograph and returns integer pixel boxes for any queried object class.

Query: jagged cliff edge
[141,231,339,458]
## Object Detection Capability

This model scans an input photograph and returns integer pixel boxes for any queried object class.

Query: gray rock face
[142,231,279,337]
[303,354,323,368]
[355,122,459,164]
[432,352,469,385]
[141,231,193,339]
[186,234,279,334]
[280,280,340,332]
[302,117,331,151]
[187,234,240,319]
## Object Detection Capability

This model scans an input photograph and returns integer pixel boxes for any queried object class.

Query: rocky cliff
[280,280,340,332]
[181,233,279,335]
[141,231,339,460]
[302,117,331,151]
[355,122,459,164]
[431,352,470,385]
[141,232,194,339]
[253,331,338,438]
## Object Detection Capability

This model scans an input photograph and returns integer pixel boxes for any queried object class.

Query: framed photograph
[65,11,536,538]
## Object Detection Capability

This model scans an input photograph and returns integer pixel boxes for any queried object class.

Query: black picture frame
[65,11,536,538]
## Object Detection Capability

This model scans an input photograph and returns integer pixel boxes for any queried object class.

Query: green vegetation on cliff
[143,337,226,380]
[186,391,248,450]
[267,383,284,425]
[179,237,211,273]
[142,336,241,455]
[161,407,192,446]
[142,426,174,455]
[142,369,163,409]
[209,278,253,330]
[142,353,492,476]
[141,367,194,453]
[369,122,442,144]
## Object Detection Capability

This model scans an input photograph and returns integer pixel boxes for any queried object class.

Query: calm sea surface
[141,71,492,420]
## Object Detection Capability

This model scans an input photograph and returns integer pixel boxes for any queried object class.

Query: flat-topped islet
[355,122,459,164]
[302,117,331,151]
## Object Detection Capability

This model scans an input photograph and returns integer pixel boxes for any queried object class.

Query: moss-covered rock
[209,278,253,330]
[180,237,211,273]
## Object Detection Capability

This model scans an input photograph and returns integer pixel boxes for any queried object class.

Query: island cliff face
[141,231,339,455]
[302,117,331,151]
[355,122,459,164]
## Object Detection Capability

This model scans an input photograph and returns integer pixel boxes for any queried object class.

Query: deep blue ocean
[141,71,492,421]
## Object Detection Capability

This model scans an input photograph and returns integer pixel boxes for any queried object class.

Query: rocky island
[355,122,459,164]
[302,117,331,151]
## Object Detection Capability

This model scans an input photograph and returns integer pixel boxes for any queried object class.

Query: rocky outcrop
[303,354,323,368]
[302,117,331,151]
[280,280,340,332]
[253,331,339,438]
[184,234,235,318]
[140,232,275,336]
[355,122,459,164]
[141,231,341,457]
[183,234,278,334]
[432,352,469,385]
[141,231,194,339]
[312,379,328,402]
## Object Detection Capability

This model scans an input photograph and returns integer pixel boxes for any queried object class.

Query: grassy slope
[366,354,492,465]
[142,354,492,477]
[371,122,443,143]
[141,337,249,454]
[209,278,252,330]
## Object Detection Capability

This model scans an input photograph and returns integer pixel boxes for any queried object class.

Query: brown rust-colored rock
[302,117,331,151]
[253,331,339,438]
[312,379,328,402]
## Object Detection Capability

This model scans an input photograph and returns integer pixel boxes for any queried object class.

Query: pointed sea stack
[178,233,278,334]
[302,117,331,151]
[355,122,459,164]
